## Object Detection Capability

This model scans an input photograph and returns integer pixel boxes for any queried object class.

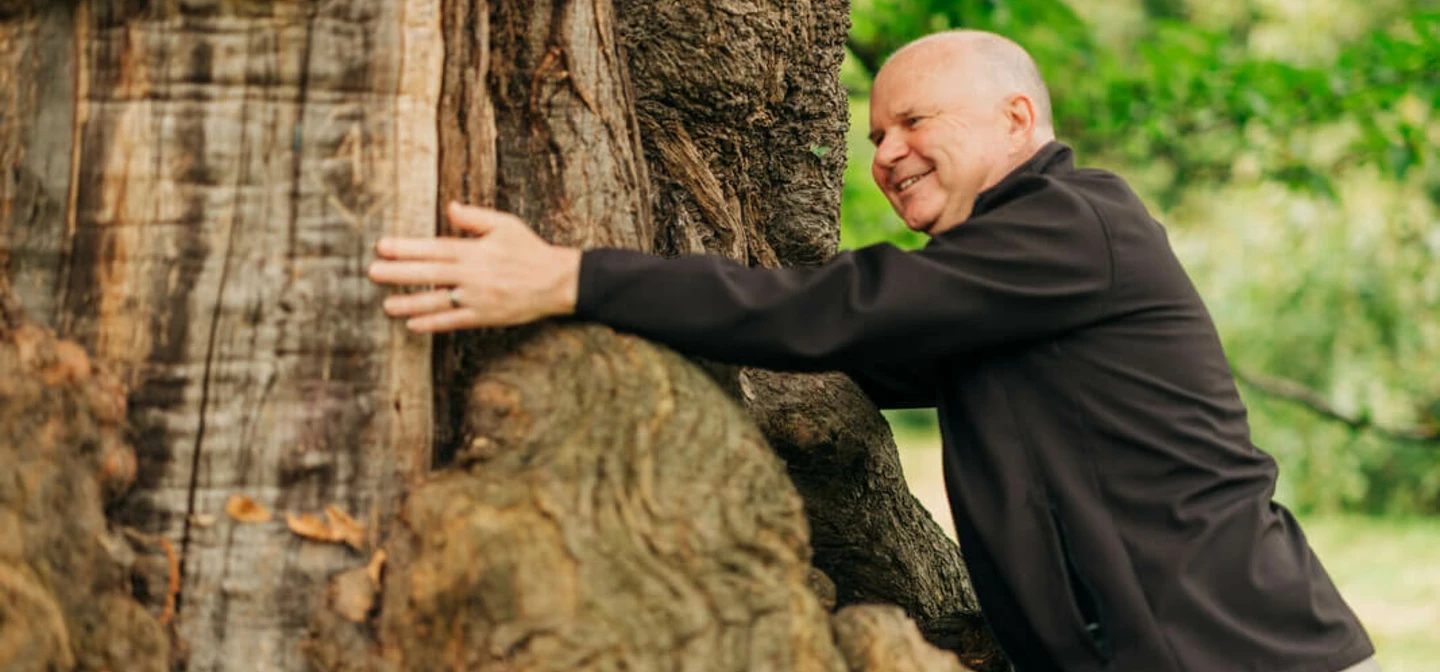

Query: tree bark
[3,2,437,669]
[2,1,1005,670]
[613,2,998,662]
[0,296,168,672]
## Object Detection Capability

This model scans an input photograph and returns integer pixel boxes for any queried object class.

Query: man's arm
[369,185,1114,374]
[574,185,1114,372]
[846,364,941,410]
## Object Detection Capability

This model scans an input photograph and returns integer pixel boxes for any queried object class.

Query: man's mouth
[895,170,934,193]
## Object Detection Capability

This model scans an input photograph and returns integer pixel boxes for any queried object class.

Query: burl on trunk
[0,1,1004,670]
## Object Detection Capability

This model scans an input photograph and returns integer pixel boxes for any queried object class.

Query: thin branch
[1233,370,1440,444]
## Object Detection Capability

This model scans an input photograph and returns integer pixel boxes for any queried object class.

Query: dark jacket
[574,142,1374,672]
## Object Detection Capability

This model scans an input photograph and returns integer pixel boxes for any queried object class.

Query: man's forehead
[870,67,954,124]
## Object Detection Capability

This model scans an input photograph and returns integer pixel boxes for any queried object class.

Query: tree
[1,1,1006,670]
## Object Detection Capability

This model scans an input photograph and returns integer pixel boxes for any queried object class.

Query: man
[368,30,1378,672]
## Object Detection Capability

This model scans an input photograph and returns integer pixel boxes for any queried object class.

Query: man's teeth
[897,172,929,192]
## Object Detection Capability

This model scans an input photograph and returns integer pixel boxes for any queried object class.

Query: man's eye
[906,116,923,127]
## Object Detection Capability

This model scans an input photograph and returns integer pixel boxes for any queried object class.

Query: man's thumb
[447,202,513,236]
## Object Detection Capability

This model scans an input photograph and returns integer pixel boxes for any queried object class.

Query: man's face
[868,54,1013,236]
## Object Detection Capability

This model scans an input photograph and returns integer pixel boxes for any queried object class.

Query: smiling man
[368,30,1378,672]
[869,31,1056,236]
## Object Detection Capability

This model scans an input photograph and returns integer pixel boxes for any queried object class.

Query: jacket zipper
[1050,506,1113,661]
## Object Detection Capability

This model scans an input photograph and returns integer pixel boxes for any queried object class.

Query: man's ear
[1000,94,1038,148]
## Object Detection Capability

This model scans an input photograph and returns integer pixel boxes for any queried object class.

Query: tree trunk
[2,2,438,669]
[1,1,1006,671]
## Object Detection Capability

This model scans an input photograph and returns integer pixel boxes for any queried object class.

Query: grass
[1300,516,1440,672]
[890,426,1440,671]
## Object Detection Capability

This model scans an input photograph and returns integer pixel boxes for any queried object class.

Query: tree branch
[1233,370,1440,443]
[846,37,883,80]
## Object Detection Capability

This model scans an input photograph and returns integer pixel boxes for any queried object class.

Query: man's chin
[903,215,937,235]
[906,217,947,237]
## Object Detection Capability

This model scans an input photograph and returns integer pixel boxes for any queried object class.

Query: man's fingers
[383,289,454,317]
[406,309,481,334]
[374,237,460,261]
[367,260,457,286]
[447,202,517,236]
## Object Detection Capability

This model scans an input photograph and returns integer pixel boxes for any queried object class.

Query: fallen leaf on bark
[324,505,366,551]
[286,512,339,542]
[225,495,272,523]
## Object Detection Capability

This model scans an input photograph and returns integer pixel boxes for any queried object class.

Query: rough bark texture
[743,371,1004,669]
[432,0,655,462]
[615,0,843,267]
[833,606,970,672]
[3,0,1002,670]
[614,1,998,662]
[2,2,437,669]
[377,324,848,671]
[0,296,168,671]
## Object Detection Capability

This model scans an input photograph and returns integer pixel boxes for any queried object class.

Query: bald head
[866,30,1058,235]
[882,30,1055,138]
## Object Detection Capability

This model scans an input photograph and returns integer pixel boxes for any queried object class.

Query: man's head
[868,30,1056,236]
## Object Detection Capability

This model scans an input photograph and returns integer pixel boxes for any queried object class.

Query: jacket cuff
[575,248,651,320]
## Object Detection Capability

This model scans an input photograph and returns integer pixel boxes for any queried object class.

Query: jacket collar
[969,141,1074,218]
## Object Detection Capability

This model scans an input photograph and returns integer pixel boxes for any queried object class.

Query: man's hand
[367,202,581,333]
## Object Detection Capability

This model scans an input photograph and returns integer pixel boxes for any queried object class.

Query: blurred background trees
[841,0,1440,516]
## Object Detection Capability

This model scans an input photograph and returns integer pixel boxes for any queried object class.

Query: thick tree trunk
[2,2,437,669]
[613,3,998,662]
[2,1,1006,670]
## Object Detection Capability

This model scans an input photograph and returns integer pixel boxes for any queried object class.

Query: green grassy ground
[891,429,1440,671]
[1301,516,1440,672]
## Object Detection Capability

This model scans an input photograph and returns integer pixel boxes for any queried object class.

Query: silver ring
[447,288,462,309]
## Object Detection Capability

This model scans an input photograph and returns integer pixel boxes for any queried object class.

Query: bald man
[369,30,1378,672]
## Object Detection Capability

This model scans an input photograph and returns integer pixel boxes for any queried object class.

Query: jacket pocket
[1048,507,1113,662]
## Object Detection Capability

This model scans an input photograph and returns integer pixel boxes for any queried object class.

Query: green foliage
[842,0,1440,514]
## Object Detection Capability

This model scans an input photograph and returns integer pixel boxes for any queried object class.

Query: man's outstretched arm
[369,194,1114,372]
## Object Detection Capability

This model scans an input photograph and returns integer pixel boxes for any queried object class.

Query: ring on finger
[447,287,462,309]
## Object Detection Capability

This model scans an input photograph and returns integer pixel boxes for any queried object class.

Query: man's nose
[874,135,908,169]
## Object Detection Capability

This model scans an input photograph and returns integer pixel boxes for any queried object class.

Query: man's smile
[895,169,934,194]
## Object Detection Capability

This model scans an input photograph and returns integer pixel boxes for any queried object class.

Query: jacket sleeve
[573,182,1115,372]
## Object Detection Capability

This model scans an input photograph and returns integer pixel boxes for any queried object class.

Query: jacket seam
[1069,185,1120,321]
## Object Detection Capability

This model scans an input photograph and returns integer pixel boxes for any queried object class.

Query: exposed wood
[3,2,438,668]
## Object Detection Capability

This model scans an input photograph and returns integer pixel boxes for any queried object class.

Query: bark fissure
[57,2,88,330]
[283,9,316,298]
[176,21,259,621]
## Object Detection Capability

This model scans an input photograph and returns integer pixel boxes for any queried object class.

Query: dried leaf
[324,505,367,551]
[190,513,217,528]
[225,495,272,523]
[365,550,387,586]
[329,567,374,623]
[286,512,339,542]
